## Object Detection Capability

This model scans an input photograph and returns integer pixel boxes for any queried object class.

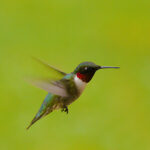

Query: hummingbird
[26,59,119,129]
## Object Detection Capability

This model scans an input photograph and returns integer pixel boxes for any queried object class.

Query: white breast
[74,75,87,94]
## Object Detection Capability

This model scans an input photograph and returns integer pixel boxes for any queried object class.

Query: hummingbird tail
[26,93,55,130]
[26,115,43,130]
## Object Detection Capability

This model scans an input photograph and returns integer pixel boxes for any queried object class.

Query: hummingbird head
[73,62,120,83]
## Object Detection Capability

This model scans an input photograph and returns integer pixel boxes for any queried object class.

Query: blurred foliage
[0,0,150,150]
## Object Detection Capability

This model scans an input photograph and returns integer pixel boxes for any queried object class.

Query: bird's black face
[76,66,100,83]
[74,62,101,83]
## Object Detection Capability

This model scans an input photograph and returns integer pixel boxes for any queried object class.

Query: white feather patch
[74,75,87,94]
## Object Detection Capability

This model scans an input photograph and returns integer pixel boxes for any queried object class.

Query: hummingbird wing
[27,78,68,97]
[25,57,69,96]
[32,57,67,76]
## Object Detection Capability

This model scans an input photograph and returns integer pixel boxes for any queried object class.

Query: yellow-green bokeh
[0,0,150,150]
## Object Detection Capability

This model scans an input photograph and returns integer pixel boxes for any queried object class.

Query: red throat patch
[77,72,86,81]
[76,72,95,83]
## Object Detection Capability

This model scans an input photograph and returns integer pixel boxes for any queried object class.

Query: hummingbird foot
[61,106,68,114]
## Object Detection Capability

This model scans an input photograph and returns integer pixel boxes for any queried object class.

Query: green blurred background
[0,0,150,150]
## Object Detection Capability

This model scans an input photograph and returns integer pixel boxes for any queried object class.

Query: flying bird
[27,59,119,129]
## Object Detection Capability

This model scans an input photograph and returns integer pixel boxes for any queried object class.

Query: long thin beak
[100,66,120,69]
[96,66,120,70]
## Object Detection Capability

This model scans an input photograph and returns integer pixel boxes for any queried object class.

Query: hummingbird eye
[84,67,88,70]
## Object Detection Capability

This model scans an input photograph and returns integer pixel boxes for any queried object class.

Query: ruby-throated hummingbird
[27,59,119,129]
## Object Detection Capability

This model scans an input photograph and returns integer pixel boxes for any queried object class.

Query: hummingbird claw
[61,106,69,114]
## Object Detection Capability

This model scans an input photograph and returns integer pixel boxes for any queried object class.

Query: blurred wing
[27,78,68,97]
[32,57,67,76]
